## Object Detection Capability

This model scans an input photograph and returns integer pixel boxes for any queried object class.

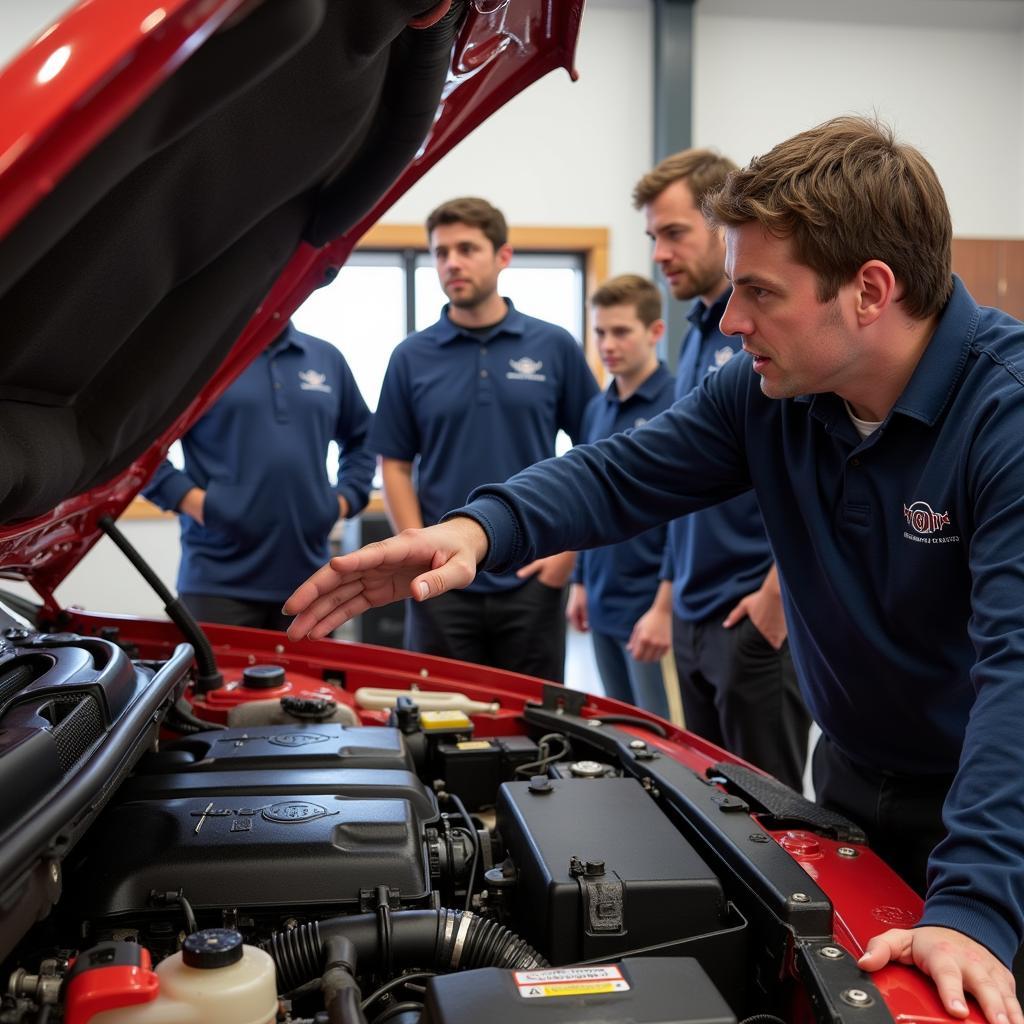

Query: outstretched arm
[283,516,488,641]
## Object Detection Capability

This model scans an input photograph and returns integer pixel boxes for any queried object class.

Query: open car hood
[0,0,583,604]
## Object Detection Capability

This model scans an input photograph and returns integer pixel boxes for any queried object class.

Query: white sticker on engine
[514,965,629,998]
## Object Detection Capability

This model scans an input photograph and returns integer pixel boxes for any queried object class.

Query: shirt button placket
[270,355,288,422]
[478,343,492,404]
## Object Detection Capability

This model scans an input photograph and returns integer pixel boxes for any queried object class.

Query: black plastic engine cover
[69,788,431,918]
[497,777,727,964]
[146,724,414,771]
[117,767,437,820]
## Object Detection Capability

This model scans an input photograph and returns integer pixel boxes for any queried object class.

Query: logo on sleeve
[298,369,332,393]
[902,500,960,545]
[506,357,546,382]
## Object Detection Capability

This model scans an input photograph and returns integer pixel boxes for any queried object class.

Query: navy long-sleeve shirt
[452,278,1024,966]
[144,325,374,603]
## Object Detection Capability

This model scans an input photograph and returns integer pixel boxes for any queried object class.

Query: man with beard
[368,197,597,680]
[632,151,810,791]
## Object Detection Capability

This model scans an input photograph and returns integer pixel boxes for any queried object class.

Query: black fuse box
[497,777,727,963]
[421,956,736,1024]
[437,739,502,809]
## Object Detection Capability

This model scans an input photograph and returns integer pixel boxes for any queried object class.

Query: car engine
[0,625,764,1024]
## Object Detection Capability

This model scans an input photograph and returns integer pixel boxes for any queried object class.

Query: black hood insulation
[0,0,465,523]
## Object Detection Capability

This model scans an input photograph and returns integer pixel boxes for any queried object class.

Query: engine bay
[0,611,898,1024]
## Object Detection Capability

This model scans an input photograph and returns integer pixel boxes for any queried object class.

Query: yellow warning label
[456,741,492,751]
[521,981,628,998]
[514,966,629,998]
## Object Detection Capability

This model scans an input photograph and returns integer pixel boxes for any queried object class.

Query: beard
[668,259,725,301]
[444,279,493,309]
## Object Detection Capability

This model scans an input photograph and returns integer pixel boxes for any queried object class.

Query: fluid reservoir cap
[182,929,244,969]
[241,664,286,690]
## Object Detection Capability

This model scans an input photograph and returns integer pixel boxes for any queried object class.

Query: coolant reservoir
[90,930,277,1024]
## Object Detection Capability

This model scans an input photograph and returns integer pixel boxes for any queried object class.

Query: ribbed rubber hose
[268,909,547,993]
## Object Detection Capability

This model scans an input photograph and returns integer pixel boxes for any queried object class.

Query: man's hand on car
[859,925,1022,1024]
[283,516,488,641]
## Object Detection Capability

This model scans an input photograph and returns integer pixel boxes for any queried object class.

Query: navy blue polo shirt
[144,325,374,603]
[663,288,773,621]
[574,363,675,640]
[455,278,1024,965]
[370,300,597,593]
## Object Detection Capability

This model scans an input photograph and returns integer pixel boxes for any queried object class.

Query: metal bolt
[628,739,647,750]
[841,988,873,1007]
[820,946,844,959]
[49,862,60,884]
[749,833,770,843]
[791,892,810,903]
[837,846,859,858]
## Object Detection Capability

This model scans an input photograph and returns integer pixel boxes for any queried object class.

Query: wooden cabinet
[952,238,1024,321]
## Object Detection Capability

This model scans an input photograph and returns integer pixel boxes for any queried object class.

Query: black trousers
[403,578,568,683]
[180,592,293,632]
[812,733,952,896]
[672,613,810,792]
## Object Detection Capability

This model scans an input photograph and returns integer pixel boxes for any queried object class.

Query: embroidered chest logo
[298,369,332,393]
[506,357,546,382]
[902,500,960,545]
[707,345,735,373]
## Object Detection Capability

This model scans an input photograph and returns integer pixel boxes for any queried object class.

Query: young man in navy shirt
[144,322,374,630]
[634,149,809,790]
[288,118,1024,1024]
[368,197,597,681]
[567,275,673,717]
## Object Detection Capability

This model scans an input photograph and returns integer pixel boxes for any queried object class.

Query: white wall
[693,0,1024,237]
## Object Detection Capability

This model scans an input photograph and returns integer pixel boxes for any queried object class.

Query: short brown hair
[425,197,507,250]
[632,149,737,210]
[705,116,953,319]
[591,274,663,327]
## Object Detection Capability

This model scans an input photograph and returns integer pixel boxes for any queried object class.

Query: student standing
[369,197,598,681]
[567,275,673,717]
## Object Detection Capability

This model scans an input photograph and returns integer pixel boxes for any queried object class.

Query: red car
[0,2,965,1022]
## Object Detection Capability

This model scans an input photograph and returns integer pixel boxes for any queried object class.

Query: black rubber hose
[98,516,223,692]
[268,909,546,993]
[322,935,368,1024]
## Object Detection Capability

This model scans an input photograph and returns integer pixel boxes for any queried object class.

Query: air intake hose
[268,909,546,993]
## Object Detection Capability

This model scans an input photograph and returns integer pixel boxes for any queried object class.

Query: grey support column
[652,0,696,370]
